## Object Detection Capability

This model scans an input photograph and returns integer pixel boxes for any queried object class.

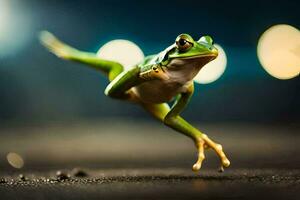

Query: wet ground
[0,120,299,199]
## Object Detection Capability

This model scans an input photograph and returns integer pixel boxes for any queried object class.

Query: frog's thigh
[141,103,170,121]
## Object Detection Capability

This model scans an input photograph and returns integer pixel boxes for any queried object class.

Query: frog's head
[156,34,218,82]
[158,34,218,66]
[167,33,218,65]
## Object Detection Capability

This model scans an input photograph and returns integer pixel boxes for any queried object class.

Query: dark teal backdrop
[0,0,299,123]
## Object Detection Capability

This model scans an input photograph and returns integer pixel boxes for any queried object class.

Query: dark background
[0,0,299,124]
[0,1,299,199]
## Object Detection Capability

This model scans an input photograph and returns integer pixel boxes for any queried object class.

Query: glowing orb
[7,152,24,169]
[194,44,227,84]
[0,0,31,57]
[257,24,300,79]
[97,40,144,71]
[0,1,9,30]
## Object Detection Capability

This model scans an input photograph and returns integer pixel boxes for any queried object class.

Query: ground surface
[0,168,300,200]
[0,120,299,199]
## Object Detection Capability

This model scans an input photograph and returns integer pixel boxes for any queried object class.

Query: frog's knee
[163,115,177,126]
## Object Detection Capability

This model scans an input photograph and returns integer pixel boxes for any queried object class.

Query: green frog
[40,31,230,172]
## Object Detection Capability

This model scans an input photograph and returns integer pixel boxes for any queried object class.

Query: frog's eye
[176,36,193,52]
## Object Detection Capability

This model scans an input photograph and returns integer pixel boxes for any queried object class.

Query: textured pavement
[0,121,299,199]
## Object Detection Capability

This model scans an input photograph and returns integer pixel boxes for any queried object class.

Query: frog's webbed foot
[192,134,230,172]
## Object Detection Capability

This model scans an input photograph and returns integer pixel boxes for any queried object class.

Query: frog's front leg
[142,83,230,171]
[104,66,143,102]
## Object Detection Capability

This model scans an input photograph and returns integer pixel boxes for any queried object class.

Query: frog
[40,31,230,172]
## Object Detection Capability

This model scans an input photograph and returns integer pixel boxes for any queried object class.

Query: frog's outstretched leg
[141,83,230,172]
[39,31,123,81]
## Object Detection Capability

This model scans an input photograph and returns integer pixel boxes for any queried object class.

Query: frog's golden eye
[176,36,193,52]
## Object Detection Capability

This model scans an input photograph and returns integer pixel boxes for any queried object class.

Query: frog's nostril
[208,46,215,52]
[211,47,218,56]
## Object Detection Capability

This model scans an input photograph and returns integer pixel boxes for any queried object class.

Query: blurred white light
[194,44,227,84]
[257,24,300,79]
[7,152,24,169]
[0,0,10,41]
[0,0,32,58]
[97,39,144,70]
[0,0,9,30]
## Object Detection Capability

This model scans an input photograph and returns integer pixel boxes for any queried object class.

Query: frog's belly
[132,80,188,104]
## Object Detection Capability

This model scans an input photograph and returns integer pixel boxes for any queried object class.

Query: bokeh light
[97,40,144,70]
[6,152,24,169]
[0,0,32,58]
[194,44,227,84]
[0,0,9,29]
[257,24,300,79]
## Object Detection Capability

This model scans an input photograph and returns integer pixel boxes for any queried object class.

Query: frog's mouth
[171,53,218,67]
[166,53,218,71]
[178,53,218,61]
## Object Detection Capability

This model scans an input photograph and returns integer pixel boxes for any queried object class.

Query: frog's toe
[222,157,231,168]
[192,139,205,171]
[192,163,202,171]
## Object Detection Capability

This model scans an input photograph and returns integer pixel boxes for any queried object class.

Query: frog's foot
[39,31,75,59]
[192,134,230,172]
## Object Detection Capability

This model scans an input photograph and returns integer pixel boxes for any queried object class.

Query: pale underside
[132,57,204,104]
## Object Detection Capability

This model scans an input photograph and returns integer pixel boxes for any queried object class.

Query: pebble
[0,178,6,183]
[56,171,70,181]
[19,174,26,181]
[71,168,88,177]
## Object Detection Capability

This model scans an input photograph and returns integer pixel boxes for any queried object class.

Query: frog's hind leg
[141,102,230,172]
[39,31,123,81]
